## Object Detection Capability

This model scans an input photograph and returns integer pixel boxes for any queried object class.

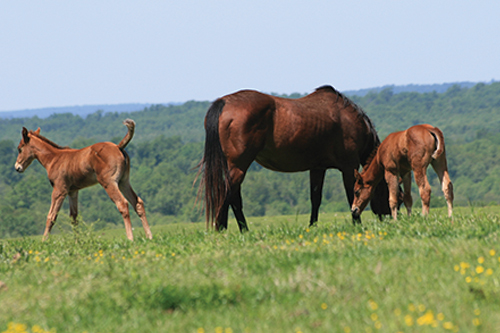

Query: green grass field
[1,207,500,332]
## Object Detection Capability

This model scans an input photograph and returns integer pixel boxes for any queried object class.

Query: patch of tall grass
[1,207,500,332]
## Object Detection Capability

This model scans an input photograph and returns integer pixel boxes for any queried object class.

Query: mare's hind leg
[413,167,432,216]
[401,172,413,216]
[43,188,67,241]
[68,191,79,226]
[431,156,454,217]
[309,169,326,226]
[100,181,134,241]
[119,180,153,239]
[229,186,249,232]
[223,166,249,232]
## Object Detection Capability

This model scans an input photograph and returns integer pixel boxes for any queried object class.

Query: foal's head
[351,169,376,219]
[15,127,40,173]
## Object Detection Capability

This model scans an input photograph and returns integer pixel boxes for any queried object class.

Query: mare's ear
[22,127,30,143]
[34,128,41,135]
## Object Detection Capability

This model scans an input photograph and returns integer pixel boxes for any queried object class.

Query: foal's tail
[118,119,136,150]
[429,126,445,159]
[197,99,229,229]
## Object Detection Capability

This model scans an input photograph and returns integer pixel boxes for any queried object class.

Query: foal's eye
[18,148,22,153]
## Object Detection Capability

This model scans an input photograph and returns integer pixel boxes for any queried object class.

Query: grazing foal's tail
[118,119,136,149]
[199,99,230,228]
[429,126,445,159]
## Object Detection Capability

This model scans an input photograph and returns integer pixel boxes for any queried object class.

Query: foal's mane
[30,131,69,149]
[361,143,380,171]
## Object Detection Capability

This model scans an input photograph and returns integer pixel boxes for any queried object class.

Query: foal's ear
[22,127,30,143]
[34,127,41,135]
[354,169,363,184]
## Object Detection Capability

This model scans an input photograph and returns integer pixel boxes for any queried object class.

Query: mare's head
[15,127,40,173]
[351,169,377,220]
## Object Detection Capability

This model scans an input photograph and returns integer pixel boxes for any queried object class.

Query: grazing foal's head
[351,169,376,219]
[15,127,40,173]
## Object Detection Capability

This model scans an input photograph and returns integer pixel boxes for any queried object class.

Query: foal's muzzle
[15,163,24,173]
[351,207,361,220]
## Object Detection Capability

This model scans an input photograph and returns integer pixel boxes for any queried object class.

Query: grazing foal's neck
[362,153,385,186]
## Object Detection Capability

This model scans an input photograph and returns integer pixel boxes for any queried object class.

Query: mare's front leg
[401,173,413,216]
[342,169,360,224]
[385,171,400,220]
[68,191,79,226]
[309,169,326,226]
[43,188,68,241]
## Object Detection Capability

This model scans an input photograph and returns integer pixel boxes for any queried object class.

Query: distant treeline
[1,82,499,238]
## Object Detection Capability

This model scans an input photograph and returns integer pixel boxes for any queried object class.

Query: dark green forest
[1,82,499,238]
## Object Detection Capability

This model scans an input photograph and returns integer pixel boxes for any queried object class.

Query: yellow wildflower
[442,322,454,330]
[417,311,435,326]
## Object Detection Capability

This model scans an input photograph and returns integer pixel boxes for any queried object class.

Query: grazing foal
[351,124,454,220]
[15,119,153,241]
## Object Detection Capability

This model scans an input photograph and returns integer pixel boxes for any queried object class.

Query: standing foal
[15,119,152,241]
[351,124,454,220]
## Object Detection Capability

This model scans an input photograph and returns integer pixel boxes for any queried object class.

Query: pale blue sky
[1,1,499,111]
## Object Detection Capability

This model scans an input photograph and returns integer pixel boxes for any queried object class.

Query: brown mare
[198,85,393,231]
[351,124,454,220]
[15,119,153,241]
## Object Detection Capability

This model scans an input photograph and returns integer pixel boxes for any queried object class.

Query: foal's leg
[68,191,79,226]
[43,189,67,241]
[413,167,432,216]
[101,181,134,241]
[119,181,153,239]
[309,169,326,226]
[431,157,454,217]
[385,171,401,220]
[401,172,413,216]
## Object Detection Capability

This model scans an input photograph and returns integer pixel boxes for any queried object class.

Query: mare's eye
[354,190,360,197]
